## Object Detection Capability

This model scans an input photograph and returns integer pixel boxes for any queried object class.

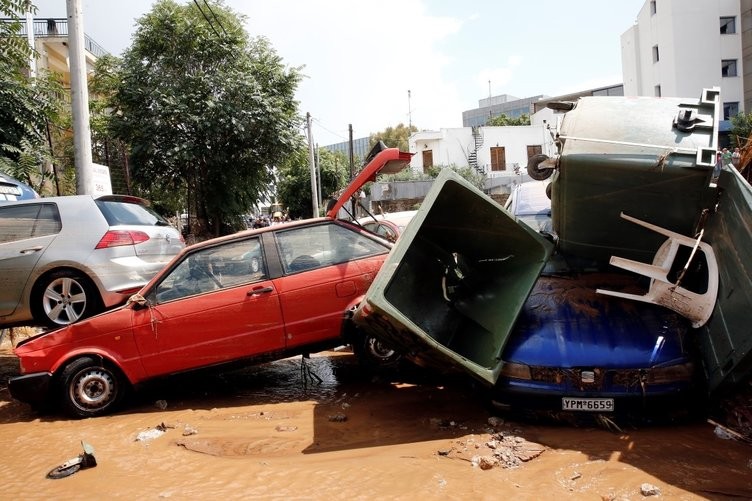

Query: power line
[192,0,222,40]
[201,0,228,38]
[311,117,349,142]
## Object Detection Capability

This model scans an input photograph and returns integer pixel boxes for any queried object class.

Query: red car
[9,145,412,417]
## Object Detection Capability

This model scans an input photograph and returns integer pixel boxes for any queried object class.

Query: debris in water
[46,441,97,479]
[136,422,174,442]
[275,425,298,432]
[640,483,661,496]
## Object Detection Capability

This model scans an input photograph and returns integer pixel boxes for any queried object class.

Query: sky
[32,0,646,146]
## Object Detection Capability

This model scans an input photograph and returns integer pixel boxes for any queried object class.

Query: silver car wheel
[43,276,88,325]
[69,367,116,412]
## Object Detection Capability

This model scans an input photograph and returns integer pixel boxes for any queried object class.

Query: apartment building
[621,0,746,133]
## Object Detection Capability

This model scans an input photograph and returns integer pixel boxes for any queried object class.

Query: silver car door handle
[247,286,274,296]
[19,246,44,254]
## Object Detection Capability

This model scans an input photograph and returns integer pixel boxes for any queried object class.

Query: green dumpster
[551,88,720,265]
[353,169,553,385]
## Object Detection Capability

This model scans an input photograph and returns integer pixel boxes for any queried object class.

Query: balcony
[1,18,108,58]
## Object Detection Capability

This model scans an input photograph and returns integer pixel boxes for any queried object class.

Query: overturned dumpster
[354,169,553,385]
[354,87,752,402]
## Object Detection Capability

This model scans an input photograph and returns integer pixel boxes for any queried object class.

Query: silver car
[0,195,184,328]
[504,181,552,234]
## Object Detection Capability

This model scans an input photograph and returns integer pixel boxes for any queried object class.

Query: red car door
[273,223,389,350]
[133,237,285,377]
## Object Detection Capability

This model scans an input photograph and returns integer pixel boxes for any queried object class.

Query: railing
[0,18,109,58]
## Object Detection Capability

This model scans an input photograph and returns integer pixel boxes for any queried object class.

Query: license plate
[0,185,21,195]
[562,397,614,412]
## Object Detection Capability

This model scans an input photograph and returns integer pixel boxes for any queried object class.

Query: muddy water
[1,342,751,500]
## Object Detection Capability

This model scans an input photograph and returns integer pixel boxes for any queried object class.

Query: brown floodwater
[1,340,751,500]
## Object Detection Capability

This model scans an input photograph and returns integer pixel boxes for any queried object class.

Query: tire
[545,181,553,200]
[59,356,125,418]
[47,462,81,479]
[31,270,101,328]
[527,154,555,181]
[353,332,402,371]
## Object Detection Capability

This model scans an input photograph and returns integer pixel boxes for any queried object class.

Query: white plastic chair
[596,212,719,328]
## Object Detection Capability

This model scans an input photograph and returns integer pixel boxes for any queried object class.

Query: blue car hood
[503,273,690,369]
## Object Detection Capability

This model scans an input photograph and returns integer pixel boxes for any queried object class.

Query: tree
[89,54,133,196]
[108,0,302,237]
[0,0,65,193]
[0,0,31,71]
[369,123,417,152]
[730,112,752,148]
[276,146,349,219]
[486,113,530,126]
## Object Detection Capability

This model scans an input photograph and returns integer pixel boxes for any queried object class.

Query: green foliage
[730,112,752,148]
[0,0,33,71]
[106,0,302,237]
[89,55,134,197]
[379,163,485,191]
[0,1,66,193]
[486,113,530,126]
[276,147,349,218]
[429,164,486,190]
[369,123,417,152]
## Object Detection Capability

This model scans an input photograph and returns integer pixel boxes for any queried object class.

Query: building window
[724,102,739,120]
[526,145,542,159]
[650,0,656,15]
[655,85,661,97]
[722,59,738,77]
[422,150,433,173]
[490,147,506,172]
[652,45,659,63]
[720,16,736,34]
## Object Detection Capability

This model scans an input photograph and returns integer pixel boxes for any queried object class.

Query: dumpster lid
[326,142,413,219]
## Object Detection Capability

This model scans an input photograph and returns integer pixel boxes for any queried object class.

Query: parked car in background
[9,145,413,417]
[356,210,417,242]
[0,195,184,328]
[504,181,552,234]
[0,172,39,202]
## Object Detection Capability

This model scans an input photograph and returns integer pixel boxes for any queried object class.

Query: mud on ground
[0,338,751,500]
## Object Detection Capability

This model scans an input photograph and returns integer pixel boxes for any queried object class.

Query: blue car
[0,172,39,202]
[492,267,699,420]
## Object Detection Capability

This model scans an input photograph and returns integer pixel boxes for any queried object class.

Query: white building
[621,0,744,131]
[409,125,557,179]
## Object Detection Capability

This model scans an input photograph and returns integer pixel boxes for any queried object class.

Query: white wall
[409,125,556,176]
[621,0,743,113]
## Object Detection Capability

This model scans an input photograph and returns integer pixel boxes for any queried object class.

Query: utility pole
[408,90,412,130]
[66,0,94,195]
[315,143,322,207]
[25,2,36,79]
[306,113,319,217]
[348,124,354,180]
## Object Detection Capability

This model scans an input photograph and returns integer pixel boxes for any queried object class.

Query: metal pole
[66,0,94,195]
[348,124,355,216]
[408,90,411,130]
[348,124,354,180]
[316,142,322,207]
[306,113,319,217]
[25,2,36,79]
